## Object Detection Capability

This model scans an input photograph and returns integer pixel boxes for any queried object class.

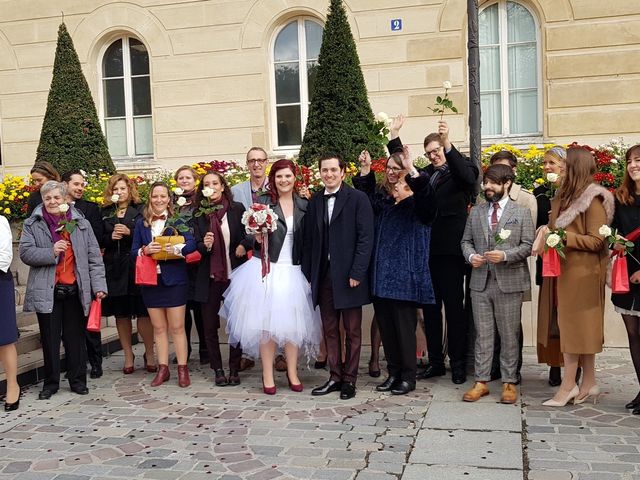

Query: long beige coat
[537,184,614,356]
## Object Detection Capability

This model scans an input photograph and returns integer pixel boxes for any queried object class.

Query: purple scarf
[42,208,72,261]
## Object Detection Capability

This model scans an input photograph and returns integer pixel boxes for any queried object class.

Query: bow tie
[151,214,167,221]
[324,192,337,199]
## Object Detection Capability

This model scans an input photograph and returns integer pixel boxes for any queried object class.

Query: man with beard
[61,170,105,379]
[460,164,534,404]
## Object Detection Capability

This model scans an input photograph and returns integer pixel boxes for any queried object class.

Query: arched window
[479,1,541,138]
[271,18,323,149]
[101,37,153,158]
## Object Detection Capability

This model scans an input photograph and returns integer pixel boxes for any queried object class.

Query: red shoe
[151,364,170,387]
[262,379,276,395]
[123,354,135,374]
[177,365,191,388]
[144,353,158,373]
[287,373,303,392]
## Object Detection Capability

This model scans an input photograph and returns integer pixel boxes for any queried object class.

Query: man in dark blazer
[388,118,479,384]
[302,153,374,400]
[62,170,105,379]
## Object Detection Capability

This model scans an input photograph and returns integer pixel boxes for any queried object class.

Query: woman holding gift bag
[131,182,197,388]
[537,148,614,407]
[101,174,156,375]
[611,144,640,414]
[220,159,321,394]
[193,172,251,386]
[20,181,107,400]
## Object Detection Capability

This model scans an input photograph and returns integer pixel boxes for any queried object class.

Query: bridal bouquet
[242,203,279,278]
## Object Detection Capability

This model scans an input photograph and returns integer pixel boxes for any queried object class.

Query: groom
[303,153,374,400]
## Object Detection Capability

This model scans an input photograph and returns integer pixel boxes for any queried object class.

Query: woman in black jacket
[101,174,156,375]
[193,172,251,386]
[612,144,640,414]
[220,160,321,394]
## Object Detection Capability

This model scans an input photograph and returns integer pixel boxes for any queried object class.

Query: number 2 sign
[391,19,402,31]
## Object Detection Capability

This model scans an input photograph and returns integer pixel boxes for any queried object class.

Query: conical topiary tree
[36,22,115,174]
[298,0,385,166]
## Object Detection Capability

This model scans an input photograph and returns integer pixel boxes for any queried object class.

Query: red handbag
[135,255,158,286]
[185,250,202,264]
[612,252,630,294]
[87,299,101,332]
[542,249,561,277]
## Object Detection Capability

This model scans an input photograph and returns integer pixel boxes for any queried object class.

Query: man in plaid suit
[461,164,534,404]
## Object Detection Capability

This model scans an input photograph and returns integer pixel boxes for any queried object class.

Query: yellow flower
[8,195,14,201]
[3,208,10,214]
[535,178,544,185]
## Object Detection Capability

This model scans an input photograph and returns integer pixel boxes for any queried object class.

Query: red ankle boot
[177,365,191,388]
[151,364,170,387]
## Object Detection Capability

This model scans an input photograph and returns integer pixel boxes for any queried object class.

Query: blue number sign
[391,19,402,31]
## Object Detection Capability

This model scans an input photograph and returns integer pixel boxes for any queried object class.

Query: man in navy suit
[303,153,374,400]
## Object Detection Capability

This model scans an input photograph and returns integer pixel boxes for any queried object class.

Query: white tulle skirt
[219,257,322,360]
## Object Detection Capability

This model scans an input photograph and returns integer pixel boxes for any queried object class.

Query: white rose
[79,169,87,177]
[110,194,120,203]
[443,81,452,90]
[611,159,618,164]
[375,112,389,124]
[598,225,612,237]
[176,196,187,207]
[202,187,214,198]
[173,187,184,195]
[58,203,69,213]
[498,228,511,240]
[546,233,561,248]
[546,173,559,183]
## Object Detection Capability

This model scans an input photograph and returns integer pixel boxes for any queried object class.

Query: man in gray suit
[231,147,269,209]
[461,164,534,404]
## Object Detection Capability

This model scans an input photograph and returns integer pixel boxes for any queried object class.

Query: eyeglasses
[425,147,443,158]
[247,158,268,165]
[386,166,403,173]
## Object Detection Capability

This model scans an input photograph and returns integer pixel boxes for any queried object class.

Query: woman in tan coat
[537,147,614,406]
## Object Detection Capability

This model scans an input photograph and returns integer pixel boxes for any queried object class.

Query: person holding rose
[534,146,568,386]
[193,172,251,386]
[20,181,107,400]
[131,182,197,388]
[173,165,209,366]
[611,144,640,414]
[101,174,156,375]
[536,147,613,407]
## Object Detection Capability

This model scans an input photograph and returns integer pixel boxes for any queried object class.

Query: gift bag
[612,253,630,294]
[542,248,561,277]
[135,255,158,286]
[87,299,102,332]
[152,226,186,261]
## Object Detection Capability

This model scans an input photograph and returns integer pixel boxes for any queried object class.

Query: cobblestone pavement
[1,347,639,480]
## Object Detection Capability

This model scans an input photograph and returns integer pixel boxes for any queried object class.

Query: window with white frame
[271,18,323,149]
[101,37,153,158]
[479,1,540,137]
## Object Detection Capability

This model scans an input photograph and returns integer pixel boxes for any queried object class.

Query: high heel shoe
[150,364,170,387]
[123,355,135,375]
[368,360,381,378]
[4,390,20,412]
[143,353,158,373]
[625,391,640,410]
[286,373,303,392]
[574,385,601,405]
[262,378,276,395]
[177,365,191,388]
[542,385,579,407]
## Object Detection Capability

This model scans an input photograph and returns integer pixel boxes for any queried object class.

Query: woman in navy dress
[0,215,20,411]
[131,182,197,388]
[102,173,156,375]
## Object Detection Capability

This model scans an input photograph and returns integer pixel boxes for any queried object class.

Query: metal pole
[467,0,481,169]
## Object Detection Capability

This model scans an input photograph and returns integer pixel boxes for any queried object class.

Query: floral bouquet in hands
[542,228,566,277]
[600,224,640,294]
[242,203,279,278]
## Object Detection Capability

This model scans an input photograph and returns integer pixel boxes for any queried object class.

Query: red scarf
[209,197,230,282]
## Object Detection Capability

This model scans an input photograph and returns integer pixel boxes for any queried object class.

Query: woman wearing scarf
[174,165,209,365]
[20,181,107,400]
[193,172,251,386]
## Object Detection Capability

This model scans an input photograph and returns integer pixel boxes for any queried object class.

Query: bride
[220,159,321,394]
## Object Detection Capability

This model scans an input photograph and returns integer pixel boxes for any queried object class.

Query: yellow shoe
[463,382,490,402]
[500,383,518,404]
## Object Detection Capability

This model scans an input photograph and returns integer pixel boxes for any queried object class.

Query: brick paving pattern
[1,347,639,479]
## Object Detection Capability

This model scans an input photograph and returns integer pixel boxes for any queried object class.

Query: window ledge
[113,157,159,173]
[480,135,545,147]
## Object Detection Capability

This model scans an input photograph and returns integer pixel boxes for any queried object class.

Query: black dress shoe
[340,382,356,400]
[214,369,228,386]
[90,365,103,379]
[312,379,342,396]
[633,406,640,415]
[391,380,415,395]
[227,371,241,386]
[38,389,57,400]
[375,376,398,392]
[548,367,561,387]
[71,386,89,395]
[451,368,467,385]
[625,392,640,410]
[416,363,445,380]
